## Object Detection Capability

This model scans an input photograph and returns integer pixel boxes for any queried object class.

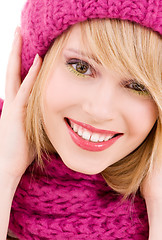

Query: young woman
[0,0,161,239]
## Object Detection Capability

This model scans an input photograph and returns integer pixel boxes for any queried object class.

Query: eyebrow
[64,48,101,64]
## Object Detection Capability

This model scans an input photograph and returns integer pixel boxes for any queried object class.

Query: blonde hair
[26,19,162,197]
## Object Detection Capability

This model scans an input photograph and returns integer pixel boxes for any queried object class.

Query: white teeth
[77,127,83,136]
[82,130,91,141]
[99,135,105,142]
[104,135,113,141]
[73,123,79,133]
[90,133,100,142]
[69,120,115,143]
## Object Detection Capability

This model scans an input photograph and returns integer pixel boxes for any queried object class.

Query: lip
[68,118,120,135]
[65,118,123,152]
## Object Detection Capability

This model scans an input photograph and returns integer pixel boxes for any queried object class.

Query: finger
[5,27,22,102]
[15,54,42,107]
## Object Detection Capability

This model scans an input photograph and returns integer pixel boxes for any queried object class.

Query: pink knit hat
[21,0,162,79]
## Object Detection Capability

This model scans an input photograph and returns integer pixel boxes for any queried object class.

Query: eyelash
[66,58,150,96]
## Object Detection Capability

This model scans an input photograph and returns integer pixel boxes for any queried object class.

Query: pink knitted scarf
[8,153,149,239]
[0,99,149,239]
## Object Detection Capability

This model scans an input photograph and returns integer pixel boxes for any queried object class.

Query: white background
[0,1,26,99]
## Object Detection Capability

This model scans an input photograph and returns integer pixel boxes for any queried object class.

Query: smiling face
[41,23,158,175]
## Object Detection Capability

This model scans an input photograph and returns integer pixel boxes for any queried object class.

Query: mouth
[65,118,123,152]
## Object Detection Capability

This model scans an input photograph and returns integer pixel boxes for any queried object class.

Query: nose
[82,82,118,123]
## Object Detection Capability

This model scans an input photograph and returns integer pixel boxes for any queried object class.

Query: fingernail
[33,54,40,67]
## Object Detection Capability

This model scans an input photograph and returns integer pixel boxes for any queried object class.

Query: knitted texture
[21,0,162,79]
[8,153,149,240]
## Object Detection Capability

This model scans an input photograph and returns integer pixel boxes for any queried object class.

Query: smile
[65,118,123,151]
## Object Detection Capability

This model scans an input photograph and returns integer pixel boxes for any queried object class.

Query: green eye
[66,59,93,77]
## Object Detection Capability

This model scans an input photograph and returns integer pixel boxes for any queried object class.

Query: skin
[42,24,158,175]
[0,26,161,240]
[0,27,42,239]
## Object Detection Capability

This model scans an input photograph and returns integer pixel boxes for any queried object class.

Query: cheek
[43,73,70,113]
[43,69,83,113]
[124,98,158,137]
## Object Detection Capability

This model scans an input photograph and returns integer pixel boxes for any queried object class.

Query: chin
[61,157,106,175]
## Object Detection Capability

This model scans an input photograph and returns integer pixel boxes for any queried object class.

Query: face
[41,24,158,175]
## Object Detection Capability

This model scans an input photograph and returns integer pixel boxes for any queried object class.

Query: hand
[0,27,42,180]
[141,158,162,201]
[141,157,162,240]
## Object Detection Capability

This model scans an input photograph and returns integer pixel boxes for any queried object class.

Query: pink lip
[65,118,123,152]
